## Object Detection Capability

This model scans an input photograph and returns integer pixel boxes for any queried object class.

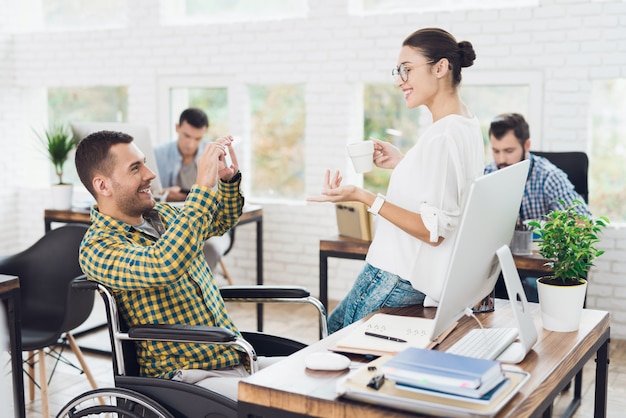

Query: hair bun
[458,41,476,68]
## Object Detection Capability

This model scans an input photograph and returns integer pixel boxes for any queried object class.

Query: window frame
[461,70,544,149]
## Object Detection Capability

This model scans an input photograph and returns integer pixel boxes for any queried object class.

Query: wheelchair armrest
[71,275,96,291]
[128,324,237,343]
[220,285,310,299]
[128,324,259,372]
[221,285,329,339]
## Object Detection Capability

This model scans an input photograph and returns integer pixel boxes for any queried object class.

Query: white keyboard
[446,328,518,360]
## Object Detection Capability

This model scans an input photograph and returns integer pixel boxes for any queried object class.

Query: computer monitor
[70,122,164,194]
[428,159,530,342]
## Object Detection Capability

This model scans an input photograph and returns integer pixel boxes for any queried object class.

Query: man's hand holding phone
[196,136,239,189]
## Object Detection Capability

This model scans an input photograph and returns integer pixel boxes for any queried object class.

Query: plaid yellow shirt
[79,180,244,379]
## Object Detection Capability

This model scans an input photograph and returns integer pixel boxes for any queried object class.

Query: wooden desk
[1,275,25,418]
[319,235,552,310]
[44,204,266,331]
[238,300,610,418]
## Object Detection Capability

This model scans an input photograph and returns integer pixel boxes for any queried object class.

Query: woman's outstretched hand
[307,169,360,203]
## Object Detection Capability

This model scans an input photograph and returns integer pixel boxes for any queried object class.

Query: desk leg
[6,287,26,418]
[594,337,609,418]
[256,219,263,332]
[319,252,328,311]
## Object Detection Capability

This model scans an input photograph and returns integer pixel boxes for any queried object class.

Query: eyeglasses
[391,62,433,83]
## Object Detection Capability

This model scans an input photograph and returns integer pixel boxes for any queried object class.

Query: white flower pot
[51,184,73,210]
[537,278,587,332]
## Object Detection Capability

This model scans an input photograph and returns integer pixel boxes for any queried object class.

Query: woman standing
[308,28,484,333]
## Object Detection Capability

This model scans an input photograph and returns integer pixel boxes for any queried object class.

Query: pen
[365,331,407,343]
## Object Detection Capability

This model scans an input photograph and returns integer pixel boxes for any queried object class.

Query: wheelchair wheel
[56,387,175,418]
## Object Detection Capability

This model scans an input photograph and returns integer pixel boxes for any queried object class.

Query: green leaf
[33,123,76,184]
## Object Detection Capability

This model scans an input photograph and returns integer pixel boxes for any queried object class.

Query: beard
[497,152,526,170]
[111,179,155,219]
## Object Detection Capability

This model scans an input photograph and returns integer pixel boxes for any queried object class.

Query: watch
[368,193,386,215]
[223,171,241,184]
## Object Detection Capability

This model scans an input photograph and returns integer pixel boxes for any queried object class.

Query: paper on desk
[331,313,454,356]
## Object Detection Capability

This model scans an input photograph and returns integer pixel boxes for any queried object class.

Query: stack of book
[337,353,529,417]
[381,347,508,403]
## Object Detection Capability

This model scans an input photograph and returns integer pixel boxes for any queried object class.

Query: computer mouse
[304,352,351,371]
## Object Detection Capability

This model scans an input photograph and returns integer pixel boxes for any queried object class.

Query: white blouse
[366,114,484,302]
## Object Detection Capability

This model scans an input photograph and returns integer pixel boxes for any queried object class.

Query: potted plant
[35,123,77,210]
[529,200,609,332]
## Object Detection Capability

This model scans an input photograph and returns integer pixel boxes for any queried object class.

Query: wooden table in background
[1,274,25,418]
[238,300,610,418]
[319,235,552,310]
[44,204,266,331]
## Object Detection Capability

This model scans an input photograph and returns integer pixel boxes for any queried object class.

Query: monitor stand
[495,245,538,364]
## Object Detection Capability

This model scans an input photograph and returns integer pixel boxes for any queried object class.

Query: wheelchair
[56,277,328,418]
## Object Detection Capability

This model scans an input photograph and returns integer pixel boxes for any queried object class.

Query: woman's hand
[307,169,361,203]
[371,137,403,169]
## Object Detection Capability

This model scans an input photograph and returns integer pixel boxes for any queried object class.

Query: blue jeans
[328,263,426,334]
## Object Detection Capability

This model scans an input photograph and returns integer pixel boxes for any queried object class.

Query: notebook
[330,160,532,357]
[331,313,450,356]
[381,347,504,398]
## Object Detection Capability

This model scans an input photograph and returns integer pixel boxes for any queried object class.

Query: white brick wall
[1,0,626,337]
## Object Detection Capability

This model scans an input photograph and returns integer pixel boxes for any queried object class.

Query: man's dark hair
[489,113,530,147]
[179,108,209,129]
[75,130,134,197]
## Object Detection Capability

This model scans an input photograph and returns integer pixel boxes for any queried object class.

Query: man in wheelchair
[73,130,279,400]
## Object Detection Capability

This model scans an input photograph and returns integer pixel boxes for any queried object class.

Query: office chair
[56,277,327,418]
[0,224,97,418]
[532,151,589,203]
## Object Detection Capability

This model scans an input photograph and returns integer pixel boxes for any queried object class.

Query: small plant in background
[34,123,77,184]
[529,200,609,285]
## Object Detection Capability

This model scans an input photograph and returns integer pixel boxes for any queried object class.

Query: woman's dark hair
[75,130,134,197]
[403,27,476,88]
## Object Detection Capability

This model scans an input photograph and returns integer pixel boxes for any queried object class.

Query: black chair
[532,151,589,202]
[0,224,97,418]
[56,277,328,418]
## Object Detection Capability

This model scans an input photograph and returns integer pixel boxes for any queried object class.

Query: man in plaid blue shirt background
[484,113,591,301]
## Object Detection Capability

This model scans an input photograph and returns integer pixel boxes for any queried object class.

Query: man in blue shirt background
[154,108,232,277]
[485,113,591,301]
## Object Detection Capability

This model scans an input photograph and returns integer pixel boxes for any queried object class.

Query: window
[168,87,229,141]
[349,0,538,14]
[589,79,626,221]
[16,0,128,31]
[46,86,128,185]
[363,83,429,194]
[162,0,308,24]
[249,84,305,201]
[48,86,127,124]
[460,85,531,146]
